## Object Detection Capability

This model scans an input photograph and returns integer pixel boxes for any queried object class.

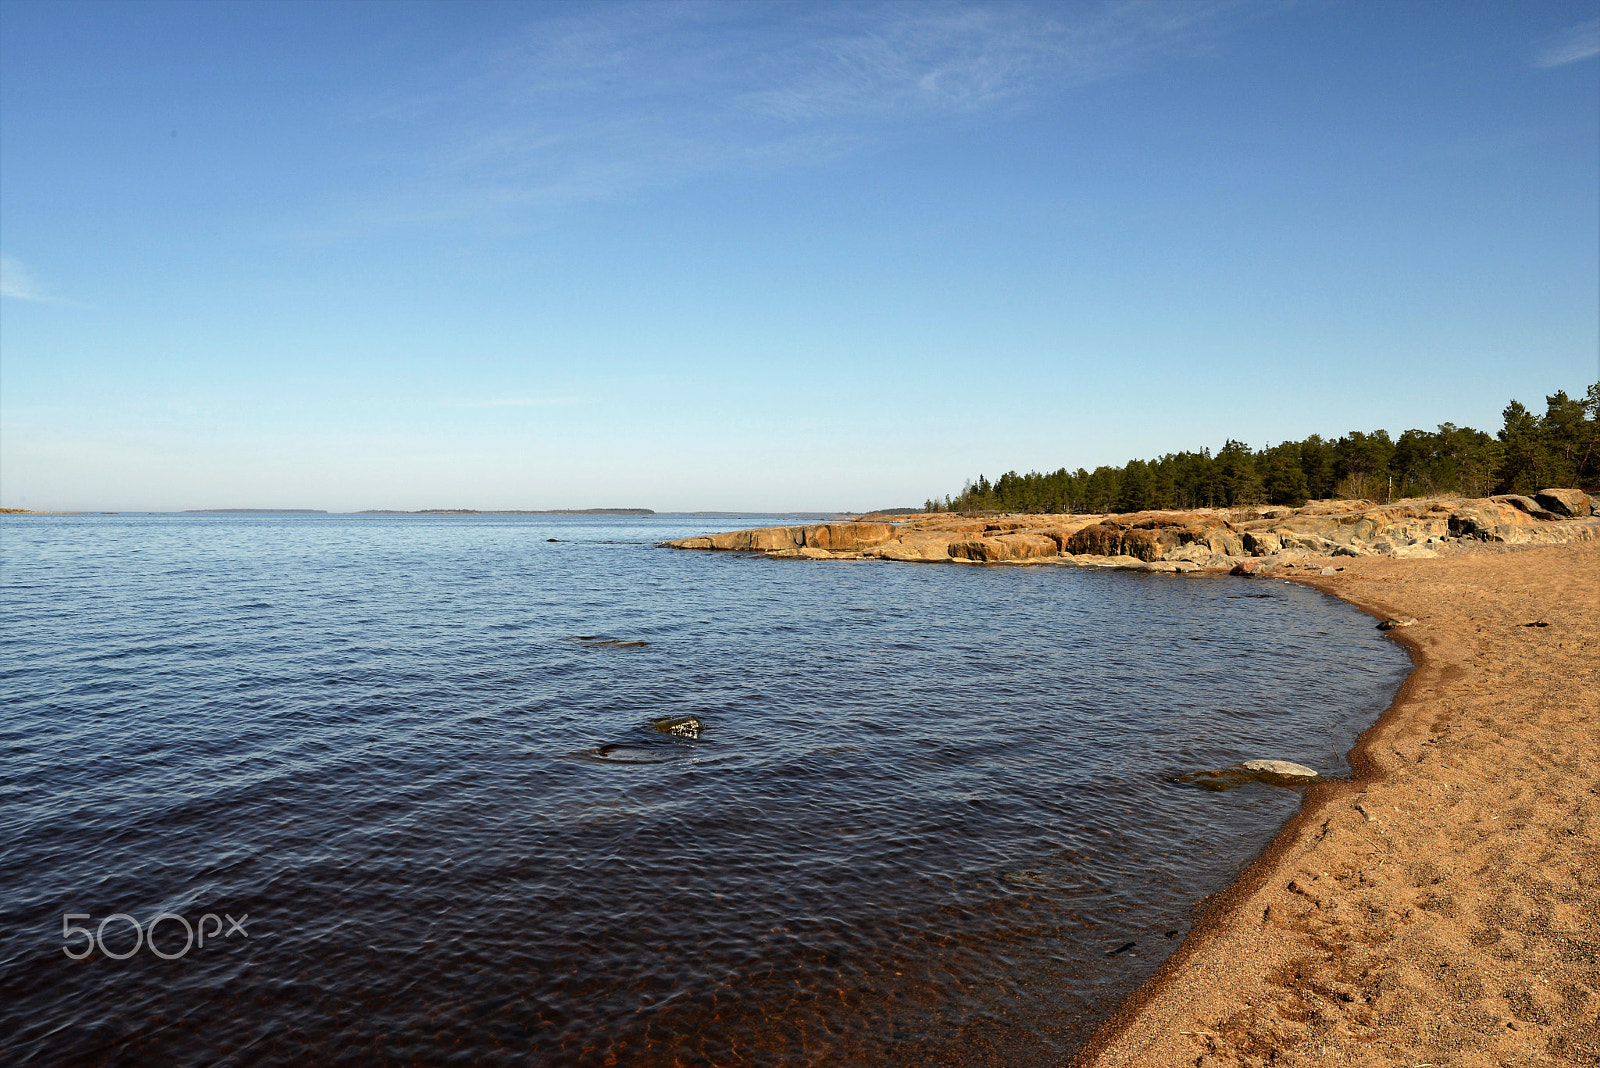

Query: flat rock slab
[664,492,1599,570]
[1178,759,1322,791]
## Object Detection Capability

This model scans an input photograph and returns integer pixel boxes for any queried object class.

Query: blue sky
[2,0,1596,511]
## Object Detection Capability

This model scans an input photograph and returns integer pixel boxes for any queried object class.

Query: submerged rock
[590,744,675,764]
[651,716,703,739]
[1239,759,1319,779]
[1178,759,1322,791]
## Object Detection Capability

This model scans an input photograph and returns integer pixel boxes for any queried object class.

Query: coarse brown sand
[1075,540,1600,1067]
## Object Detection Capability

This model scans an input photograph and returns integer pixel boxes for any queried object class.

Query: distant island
[184,508,329,514]
[355,508,655,516]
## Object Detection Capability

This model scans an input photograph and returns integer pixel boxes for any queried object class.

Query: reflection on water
[0,514,1410,1066]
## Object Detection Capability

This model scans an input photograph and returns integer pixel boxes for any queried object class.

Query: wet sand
[1076,540,1600,1067]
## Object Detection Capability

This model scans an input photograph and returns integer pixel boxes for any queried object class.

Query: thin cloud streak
[1534,18,1600,68]
[738,2,1236,121]
[342,1,1245,227]
[0,255,60,302]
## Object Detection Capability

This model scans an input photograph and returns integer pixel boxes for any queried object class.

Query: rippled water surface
[0,514,1411,1066]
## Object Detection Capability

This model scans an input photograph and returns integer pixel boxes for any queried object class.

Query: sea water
[0,513,1410,1065]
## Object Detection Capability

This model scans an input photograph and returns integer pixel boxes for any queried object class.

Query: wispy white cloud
[343,1,1244,225]
[0,255,60,302]
[738,2,1234,121]
[1534,18,1600,68]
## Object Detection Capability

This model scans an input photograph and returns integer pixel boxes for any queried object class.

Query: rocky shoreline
[662,490,1598,572]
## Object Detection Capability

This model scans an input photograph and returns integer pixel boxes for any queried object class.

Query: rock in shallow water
[589,744,676,764]
[652,716,703,739]
[1178,759,1322,791]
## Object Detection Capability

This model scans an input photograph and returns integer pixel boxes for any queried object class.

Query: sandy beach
[1077,540,1600,1067]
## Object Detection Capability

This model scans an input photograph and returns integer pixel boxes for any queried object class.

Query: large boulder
[1448,502,1543,542]
[995,532,1064,560]
[1034,529,1079,552]
[1534,488,1592,518]
[693,522,895,552]
[748,526,807,551]
[1277,530,1338,554]
[1065,522,1126,556]
[710,527,784,549]
[1490,495,1563,521]
[1242,530,1282,556]
[1202,528,1245,557]
[708,526,802,551]
[801,522,896,551]
[1330,514,1384,544]
[1163,542,1217,564]
[947,533,1060,562]
[1120,526,1181,561]
[1062,521,1185,560]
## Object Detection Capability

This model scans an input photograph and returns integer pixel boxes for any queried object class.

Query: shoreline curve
[1073,540,1598,1066]
[669,506,1598,1063]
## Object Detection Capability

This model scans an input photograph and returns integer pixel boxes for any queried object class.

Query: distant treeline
[929,385,1599,514]
[355,508,655,515]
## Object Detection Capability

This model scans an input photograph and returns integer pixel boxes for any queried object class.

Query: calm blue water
[0,513,1411,1066]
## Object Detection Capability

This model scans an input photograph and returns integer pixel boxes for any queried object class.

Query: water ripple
[0,513,1409,1065]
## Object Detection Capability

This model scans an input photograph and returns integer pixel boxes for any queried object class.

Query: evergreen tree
[1117,460,1154,512]
[1335,430,1394,500]
[940,383,1596,513]
[1262,443,1309,506]
[1298,435,1338,500]
[1495,400,1548,494]
[1539,390,1590,488]
[1214,440,1261,506]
